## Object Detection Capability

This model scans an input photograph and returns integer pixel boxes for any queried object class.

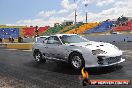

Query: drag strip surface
[0,42,132,88]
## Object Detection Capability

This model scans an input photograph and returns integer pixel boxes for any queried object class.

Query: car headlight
[92,49,106,55]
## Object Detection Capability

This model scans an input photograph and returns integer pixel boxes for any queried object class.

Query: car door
[45,36,67,60]
[38,37,48,56]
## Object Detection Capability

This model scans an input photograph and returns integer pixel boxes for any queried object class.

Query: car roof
[53,34,77,37]
[36,36,49,38]
[37,34,77,38]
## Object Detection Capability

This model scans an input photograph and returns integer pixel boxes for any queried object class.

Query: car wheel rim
[72,56,82,68]
[35,53,41,62]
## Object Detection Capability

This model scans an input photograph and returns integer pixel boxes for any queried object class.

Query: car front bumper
[85,58,125,68]
[85,58,125,67]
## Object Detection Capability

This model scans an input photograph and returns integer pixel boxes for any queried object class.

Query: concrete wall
[23,38,35,43]
[84,34,132,43]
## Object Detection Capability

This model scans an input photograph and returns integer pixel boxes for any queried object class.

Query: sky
[0,0,131,26]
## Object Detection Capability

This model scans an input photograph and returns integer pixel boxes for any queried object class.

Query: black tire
[69,52,85,70]
[33,51,46,64]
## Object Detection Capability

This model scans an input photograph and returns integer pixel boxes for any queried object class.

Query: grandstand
[0,28,19,39]
[64,23,84,34]
[65,22,99,34]
[0,25,26,37]
[0,25,26,43]
[0,16,132,43]
[38,26,49,33]
[0,25,49,43]
[23,27,35,37]
[23,26,50,37]
[84,21,114,34]
[112,20,132,31]
[43,24,66,35]
[58,24,75,33]
[128,20,132,26]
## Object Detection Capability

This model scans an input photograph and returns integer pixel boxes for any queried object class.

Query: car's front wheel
[70,53,85,70]
[34,51,46,63]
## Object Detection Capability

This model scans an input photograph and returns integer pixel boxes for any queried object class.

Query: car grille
[106,56,121,64]
[98,56,121,65]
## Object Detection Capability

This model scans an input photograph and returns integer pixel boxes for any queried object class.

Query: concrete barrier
[84,34,132,43]
[5,43,33,50]
[23,38,35,43]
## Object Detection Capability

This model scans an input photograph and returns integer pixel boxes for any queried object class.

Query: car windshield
[60,35,88,44]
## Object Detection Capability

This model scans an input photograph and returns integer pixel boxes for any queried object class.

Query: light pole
[74,0,77,33]
[85,1,88,23]
[74,0,77,25]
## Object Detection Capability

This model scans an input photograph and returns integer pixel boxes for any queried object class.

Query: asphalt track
[0,42,132,88]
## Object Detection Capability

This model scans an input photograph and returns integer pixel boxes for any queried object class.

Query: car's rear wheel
[34,51,46,63]
[70,53,85,70]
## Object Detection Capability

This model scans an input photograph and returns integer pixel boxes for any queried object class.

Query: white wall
[84,34,132,42]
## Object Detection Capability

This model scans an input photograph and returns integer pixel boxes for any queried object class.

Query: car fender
[69,47,98,66]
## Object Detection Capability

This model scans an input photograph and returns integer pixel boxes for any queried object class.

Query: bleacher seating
[112,20,132,31]
[23,26,50,37]
[65,23,99,34]
[112,26,131,31]
[84,21,114,34]
[58,24,75,33]
[128,21,132,26]
[38,26,49,34]
[64,23,84,34]
[0,17,131,37]
[0,28,19,38]
[43,25,66,35]
[23,27,35,37]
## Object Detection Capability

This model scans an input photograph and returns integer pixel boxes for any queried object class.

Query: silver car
[32,34,125,70]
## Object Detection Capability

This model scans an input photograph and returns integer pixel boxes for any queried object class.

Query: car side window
[46,36,61,44]
[36,37,46,43]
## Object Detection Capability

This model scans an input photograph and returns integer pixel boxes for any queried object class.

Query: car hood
[68,41,120,52]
